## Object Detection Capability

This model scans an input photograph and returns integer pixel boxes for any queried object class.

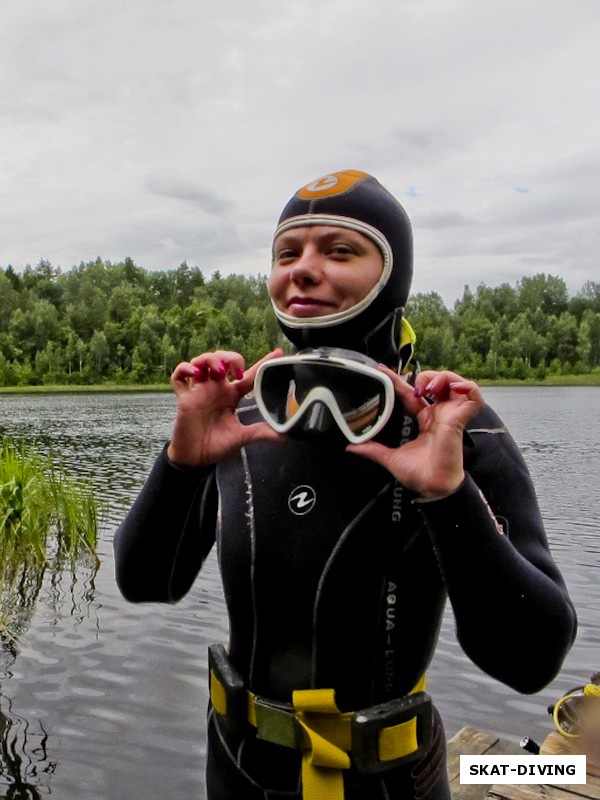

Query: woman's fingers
[235,348,285,394]
[239,420,287,448]
[189,350,246,381]
[170,349,286,404]
[413,370,472,399]
[377,365,428,415]
[171,361,198,390]
[346,439,392,468]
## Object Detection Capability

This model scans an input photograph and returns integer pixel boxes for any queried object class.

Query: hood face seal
[271,214,394,330]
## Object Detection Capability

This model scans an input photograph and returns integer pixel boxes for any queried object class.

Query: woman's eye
[276,249,297,262]
[329,245,353,257]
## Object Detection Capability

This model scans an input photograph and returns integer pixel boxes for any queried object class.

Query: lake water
[0,387,598,799]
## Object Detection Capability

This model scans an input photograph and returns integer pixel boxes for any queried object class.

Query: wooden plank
[447,727,600,800]
[447,726,501,781]
[447,727,500,800]
[448,727,523,800]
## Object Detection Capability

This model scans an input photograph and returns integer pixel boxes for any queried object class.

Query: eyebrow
[273,230,370,251]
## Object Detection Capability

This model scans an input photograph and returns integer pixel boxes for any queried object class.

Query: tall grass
[0,438,99,640]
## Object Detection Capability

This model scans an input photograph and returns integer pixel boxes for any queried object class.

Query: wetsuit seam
[311,480,394,686]
[241,446,260,685]
[216,476,223,574]
[166,479,207,601]
[208,708,265,790]
[238,400,259,414]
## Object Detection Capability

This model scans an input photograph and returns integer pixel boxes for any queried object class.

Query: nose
[289,246,323,286]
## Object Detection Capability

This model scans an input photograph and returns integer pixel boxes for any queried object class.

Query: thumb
[346,440,393,468]
[239,421,287,448]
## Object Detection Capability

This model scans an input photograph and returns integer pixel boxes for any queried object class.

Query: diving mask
[254,347,395,444]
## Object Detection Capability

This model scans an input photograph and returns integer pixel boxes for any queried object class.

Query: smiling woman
[269,226,384,319]
[114,170,576,800]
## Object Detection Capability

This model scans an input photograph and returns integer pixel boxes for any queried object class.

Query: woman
[114,170,576,800]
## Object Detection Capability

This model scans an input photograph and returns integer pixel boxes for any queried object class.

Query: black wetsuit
[114,399,576,799]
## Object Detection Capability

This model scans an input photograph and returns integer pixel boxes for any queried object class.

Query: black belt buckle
[208,643,247,733]
[351,691,433,774]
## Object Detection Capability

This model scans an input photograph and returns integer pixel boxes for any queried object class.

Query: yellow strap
[379,673,426,763]
[293,689,350,800]
[300,760,345,800]
[210,669,228,716]
[399,316,417,374]
[291,677,427,800]
[247,690,257,726]
[400,316,417,350]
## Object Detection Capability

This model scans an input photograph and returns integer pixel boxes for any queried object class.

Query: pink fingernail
[425,381,435,392]
[414,386,423,398]
[235,368,244,380]
[218,361,227,374]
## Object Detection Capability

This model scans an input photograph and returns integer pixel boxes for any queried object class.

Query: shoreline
[0,383,172,395]
[0,374,599,395]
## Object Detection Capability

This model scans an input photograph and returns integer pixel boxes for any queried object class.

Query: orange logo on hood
[297,170,369,199]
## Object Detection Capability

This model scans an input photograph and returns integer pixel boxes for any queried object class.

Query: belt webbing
[211,674,426,800]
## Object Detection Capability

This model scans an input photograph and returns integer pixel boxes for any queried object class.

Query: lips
[286,296,335,317]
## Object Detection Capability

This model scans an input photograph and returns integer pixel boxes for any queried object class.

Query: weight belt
[209,643,432,800]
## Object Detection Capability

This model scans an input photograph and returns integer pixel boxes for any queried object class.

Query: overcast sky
[2,0,599,306]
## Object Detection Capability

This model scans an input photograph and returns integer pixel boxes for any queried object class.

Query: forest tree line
[0,257,599,386]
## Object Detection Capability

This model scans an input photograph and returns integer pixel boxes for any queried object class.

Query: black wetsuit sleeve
[113,446,218,603]
[416,406,577,694]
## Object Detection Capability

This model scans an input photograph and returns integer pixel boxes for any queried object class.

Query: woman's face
[268,226,384,319]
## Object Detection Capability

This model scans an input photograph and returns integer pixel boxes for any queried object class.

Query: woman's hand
[167,349,285,468]
[347,368,485,499]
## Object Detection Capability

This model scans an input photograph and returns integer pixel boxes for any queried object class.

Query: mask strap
[399,317,416,375]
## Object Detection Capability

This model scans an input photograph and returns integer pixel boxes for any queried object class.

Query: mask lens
[259,364,298,425]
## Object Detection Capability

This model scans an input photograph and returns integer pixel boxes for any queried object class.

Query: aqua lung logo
[391,415,414,523]
[288,485,317,515]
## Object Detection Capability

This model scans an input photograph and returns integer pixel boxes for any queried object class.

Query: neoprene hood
[271,169,413,368]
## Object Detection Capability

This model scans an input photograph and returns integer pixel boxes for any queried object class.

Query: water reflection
[0,554,100,796]
[0,694,55,799]
[0,388,597,799]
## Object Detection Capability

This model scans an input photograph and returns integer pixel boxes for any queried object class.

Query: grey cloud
[1,0,599,305]
[391,127,466,161]
[144,169,233,216]
[415,211,472,230]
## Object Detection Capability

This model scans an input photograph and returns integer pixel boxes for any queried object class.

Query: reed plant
[0,437,99,640]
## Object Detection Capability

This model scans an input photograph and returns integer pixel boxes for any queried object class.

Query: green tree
[67,283,107,340]
[518,274,569,317]
[509,313,547,368]
[578,310,600,370]
[0,272,21,330]
[551,311,579,369]
[65,333,85,377]
[89,331,110,376]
